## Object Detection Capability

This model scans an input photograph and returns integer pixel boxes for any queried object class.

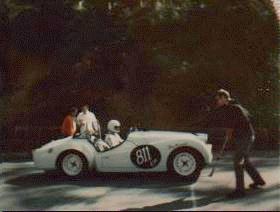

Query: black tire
[167,147,204,182]
[57,150,88,178]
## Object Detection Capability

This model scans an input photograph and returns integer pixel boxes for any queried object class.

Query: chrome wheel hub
[62,153,83,176]
[173,152,196,176]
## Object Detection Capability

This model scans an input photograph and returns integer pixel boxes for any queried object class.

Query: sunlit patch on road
[1,152,279,211]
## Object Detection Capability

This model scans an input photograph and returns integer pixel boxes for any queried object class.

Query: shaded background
[0,0,279,152]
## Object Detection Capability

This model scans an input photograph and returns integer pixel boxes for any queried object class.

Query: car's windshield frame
[73,134,127,152]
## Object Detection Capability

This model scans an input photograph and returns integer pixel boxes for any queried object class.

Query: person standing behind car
[61,107,78,137]
[214,89,266,198]
[77,104,99,135]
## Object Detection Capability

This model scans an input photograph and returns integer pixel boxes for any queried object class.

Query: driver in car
[105,120,124,148]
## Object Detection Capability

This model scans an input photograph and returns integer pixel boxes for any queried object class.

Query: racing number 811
[131,145,161,168]
[136,146,152,165]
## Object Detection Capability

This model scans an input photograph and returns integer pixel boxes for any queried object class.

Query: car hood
[127,130,208,143]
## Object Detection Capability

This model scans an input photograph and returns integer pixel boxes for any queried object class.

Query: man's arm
[225,128,234,142]
[62,116,75,136]
[105,135,113,147]
[90,113,99,131]
[225,105,237,142]
[225,105,244,142]
[76,113,83,126]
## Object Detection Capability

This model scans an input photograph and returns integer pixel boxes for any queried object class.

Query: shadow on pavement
[125,196,226,211]
[4,172,196,210]
[4,170,280,210]
[3,152,279,210]
[124,184,280,211]
[6,171,195,189]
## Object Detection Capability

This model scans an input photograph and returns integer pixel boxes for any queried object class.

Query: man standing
[214,89,266,198]
[77,104,99,135]
[61,107,78,137]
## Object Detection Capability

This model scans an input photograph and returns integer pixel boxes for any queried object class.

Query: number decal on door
[131,145,161,169]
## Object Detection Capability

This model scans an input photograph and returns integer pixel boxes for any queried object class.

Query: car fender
[56,140,97,169]
[128,136,211,172]
[146,138,212,169]
[165,139,212,165]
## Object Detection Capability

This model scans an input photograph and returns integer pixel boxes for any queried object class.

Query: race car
[32,129,212,182]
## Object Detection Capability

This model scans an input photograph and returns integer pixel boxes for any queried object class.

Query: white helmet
[107,120,121,133]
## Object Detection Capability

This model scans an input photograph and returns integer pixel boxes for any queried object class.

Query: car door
[98,140,138,172]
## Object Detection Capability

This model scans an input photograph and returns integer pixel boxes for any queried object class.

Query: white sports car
[33,129,212,181]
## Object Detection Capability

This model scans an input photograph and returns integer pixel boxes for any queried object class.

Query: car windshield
[73,133,126,152]
[102,139,126,152]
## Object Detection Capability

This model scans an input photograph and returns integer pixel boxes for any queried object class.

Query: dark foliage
[0,0,279,149]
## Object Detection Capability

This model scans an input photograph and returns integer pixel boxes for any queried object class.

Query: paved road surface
[1,151,279,211]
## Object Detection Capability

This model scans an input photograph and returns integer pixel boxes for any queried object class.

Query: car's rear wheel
[168,148,204,182]
[58,151,88,177]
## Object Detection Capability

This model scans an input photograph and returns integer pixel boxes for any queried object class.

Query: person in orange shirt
[61,107,78,137]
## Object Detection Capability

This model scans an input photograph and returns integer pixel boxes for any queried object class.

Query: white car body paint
[33,130,212,173]
[32,136,96,170]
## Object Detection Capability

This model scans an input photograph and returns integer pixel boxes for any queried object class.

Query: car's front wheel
[58,151,88,177]
[168,148,204,182]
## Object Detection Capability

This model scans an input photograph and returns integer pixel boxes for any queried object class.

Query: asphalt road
[1,151,279,211]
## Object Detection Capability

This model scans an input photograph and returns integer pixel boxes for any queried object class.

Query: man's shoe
[227,190,246,199]
[249,181,266,189]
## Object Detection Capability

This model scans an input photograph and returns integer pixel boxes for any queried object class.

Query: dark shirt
[206,103,255,139]
[227,104,255,139]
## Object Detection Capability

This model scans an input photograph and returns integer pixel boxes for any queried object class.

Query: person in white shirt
[105,120,124,148]
[77,104,99,135]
